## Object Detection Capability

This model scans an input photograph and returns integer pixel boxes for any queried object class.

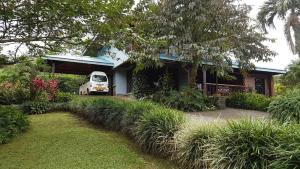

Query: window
[92,75,107,82]
[255,78,265,95]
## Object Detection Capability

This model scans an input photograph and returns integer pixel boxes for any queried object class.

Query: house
[45,47,285,96]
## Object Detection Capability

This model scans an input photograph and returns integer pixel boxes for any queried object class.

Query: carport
[44,55,114,95]
[45,55,114,75]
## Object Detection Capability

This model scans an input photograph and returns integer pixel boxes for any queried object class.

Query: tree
[0,0,134,56]
[258,0,300,57]
[135,0,275,87]
[281,59,300,87]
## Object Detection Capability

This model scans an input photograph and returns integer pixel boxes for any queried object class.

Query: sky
[243,0,298,70]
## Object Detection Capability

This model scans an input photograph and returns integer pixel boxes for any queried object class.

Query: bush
[269,124,300,169]
[268,89,300,123]
[21,102,51,115]
[0,82,30,105]
[210,120,281,169]
[175,125,217,169]
[226,93,271,111]
[134,107,185,157]
[120,101,156,136]
[0,106,29,144]
[133,70,157,99]
[55,92,74,103]
[151,87,215,112]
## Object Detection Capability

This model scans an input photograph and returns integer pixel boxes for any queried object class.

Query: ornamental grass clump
[135,107,185,157]
[210,120,281,169]
[269,124,300,169]
[268,89,300,124]
[175,124,217,169]
[120,101,156,136]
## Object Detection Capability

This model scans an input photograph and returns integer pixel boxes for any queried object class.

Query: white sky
[243,0,298,70]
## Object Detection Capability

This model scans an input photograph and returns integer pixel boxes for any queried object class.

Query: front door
[255,78,265,95]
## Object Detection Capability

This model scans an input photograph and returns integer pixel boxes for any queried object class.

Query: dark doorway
[255,78,265,95]
[127,70,133,94]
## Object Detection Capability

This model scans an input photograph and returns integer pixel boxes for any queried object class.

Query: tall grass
[174,124,217,169]
[135,107,185,157]
[210,120,282,169]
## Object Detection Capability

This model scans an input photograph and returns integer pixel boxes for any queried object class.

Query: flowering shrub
[31,78,59,102]
[47,80,58,101]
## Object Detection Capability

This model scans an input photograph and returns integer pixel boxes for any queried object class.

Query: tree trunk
[188,61,199,88]
[292,15,300,57]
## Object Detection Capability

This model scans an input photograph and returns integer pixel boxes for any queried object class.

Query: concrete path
[186,108,269,123]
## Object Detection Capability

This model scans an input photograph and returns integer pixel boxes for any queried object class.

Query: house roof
[160,53,286,74]
[44,52,286,75]
[44,54,114,67]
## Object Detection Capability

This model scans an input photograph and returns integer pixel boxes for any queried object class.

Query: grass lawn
[0,113,177,169]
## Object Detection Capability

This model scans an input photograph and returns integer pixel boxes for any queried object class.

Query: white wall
[114,70,127,95]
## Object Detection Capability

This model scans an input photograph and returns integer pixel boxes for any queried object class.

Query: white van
[79,71,109,95]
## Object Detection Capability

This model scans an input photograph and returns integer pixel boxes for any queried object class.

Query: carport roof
[45,55,114,67]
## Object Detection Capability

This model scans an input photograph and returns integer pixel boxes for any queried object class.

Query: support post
[270,76,275,97]
[203,67,207,96]
[51,62,55,73]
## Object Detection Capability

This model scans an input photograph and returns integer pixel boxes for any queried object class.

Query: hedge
[226,93,272,112]
[0,106,29,144]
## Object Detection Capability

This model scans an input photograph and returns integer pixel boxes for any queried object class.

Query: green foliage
[175,125,217,169]
[0,82,30,105]
[258,0,300,56]
[268,89,300,124]
[21,102,51,115]
[151,87,215,112]
[269,124,300,169]
[281,60,300,87]
[55,92,74,103]
[66,97,186,158]
[133,70,156,99]
[45,73,86,94]
[210,120,281,169]
[0,0,135,55]
[0,106,29,144]
[226,93,271,111]
[135,107,185,157]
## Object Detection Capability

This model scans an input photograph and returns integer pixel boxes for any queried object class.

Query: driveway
[186,108,269,123]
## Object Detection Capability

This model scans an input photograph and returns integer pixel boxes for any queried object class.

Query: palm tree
[258,0,300,57]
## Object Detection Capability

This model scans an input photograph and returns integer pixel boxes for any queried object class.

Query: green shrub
[0,82,30,105]
[135,107,185,157]
[175,125,217,169]
[226,93,271,111]
[55,92,74,103]
[120,101,156,136]
[269,124,300,169]
[39,73,85,94]
[21,102,51,115]
[210,120,281,169]
[0,106,29,144]
[268,89,300,123]
[151,87,215,112]
[133,70,156,99]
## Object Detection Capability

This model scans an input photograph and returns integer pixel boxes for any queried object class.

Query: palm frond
[284,13,296,54]
[257,0,278,32]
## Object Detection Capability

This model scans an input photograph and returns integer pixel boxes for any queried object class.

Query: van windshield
[92,75,107,82]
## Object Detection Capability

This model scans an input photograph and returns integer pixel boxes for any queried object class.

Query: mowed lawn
[0,113,176,169]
